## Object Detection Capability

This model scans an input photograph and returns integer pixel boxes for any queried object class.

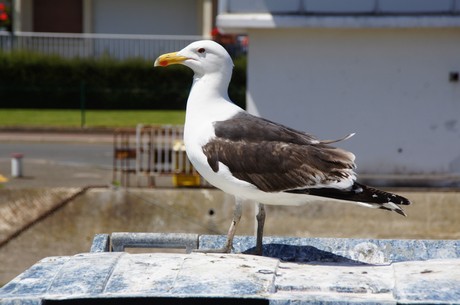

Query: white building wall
[246,28,460,176]
[92,0,201,35]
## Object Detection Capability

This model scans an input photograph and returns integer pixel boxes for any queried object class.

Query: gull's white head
[154,40,234,77]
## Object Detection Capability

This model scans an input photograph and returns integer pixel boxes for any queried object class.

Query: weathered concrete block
[1,251,459,304]
[394,259,460,303]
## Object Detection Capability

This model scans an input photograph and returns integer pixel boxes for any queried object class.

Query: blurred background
[0,0,459,285]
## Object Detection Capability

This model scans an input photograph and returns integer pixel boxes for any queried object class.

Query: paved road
[1,142,112,169]
[0,131,115,188]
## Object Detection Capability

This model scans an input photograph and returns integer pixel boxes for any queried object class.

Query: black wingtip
[291,182,411,217]
[352,182,411,216]
[394,207,407,217]
[378,204,407,217]
[402,198,412,206]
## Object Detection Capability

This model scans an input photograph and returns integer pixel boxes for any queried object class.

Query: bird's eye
[197,48,206,54]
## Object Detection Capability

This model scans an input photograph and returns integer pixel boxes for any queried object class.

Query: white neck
[185,70,237,124]
[183,69,243,147]
[189,70,231,103]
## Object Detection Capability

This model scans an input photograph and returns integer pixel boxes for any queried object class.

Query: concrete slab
[394,259,460,304]
[1,251,459,304]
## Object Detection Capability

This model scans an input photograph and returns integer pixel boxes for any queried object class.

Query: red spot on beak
[160,60,168,67]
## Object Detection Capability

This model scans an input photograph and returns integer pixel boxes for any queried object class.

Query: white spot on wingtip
[347,133,356,139]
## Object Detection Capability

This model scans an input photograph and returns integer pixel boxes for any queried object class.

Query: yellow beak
[154,52,188,67]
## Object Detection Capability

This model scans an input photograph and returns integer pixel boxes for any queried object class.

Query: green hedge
[0,51,246,110]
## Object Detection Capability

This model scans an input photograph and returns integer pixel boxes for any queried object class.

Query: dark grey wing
[202,138,356,193]
[213,112,320,145]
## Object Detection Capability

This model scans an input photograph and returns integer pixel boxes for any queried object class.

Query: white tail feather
[321,133,356,144]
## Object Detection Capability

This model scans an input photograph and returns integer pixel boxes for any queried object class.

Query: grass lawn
[0,109,186,128]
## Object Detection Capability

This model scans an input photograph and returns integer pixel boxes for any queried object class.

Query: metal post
[11,153,23,178]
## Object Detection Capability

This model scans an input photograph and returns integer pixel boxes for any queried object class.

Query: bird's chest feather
[184,99,241,153]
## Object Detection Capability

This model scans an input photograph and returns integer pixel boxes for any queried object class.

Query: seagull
[154,40,411,254]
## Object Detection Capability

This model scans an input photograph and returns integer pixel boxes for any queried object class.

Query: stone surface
[0,188,81,244]
[394,259,460,304]
[1,250,459,304]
